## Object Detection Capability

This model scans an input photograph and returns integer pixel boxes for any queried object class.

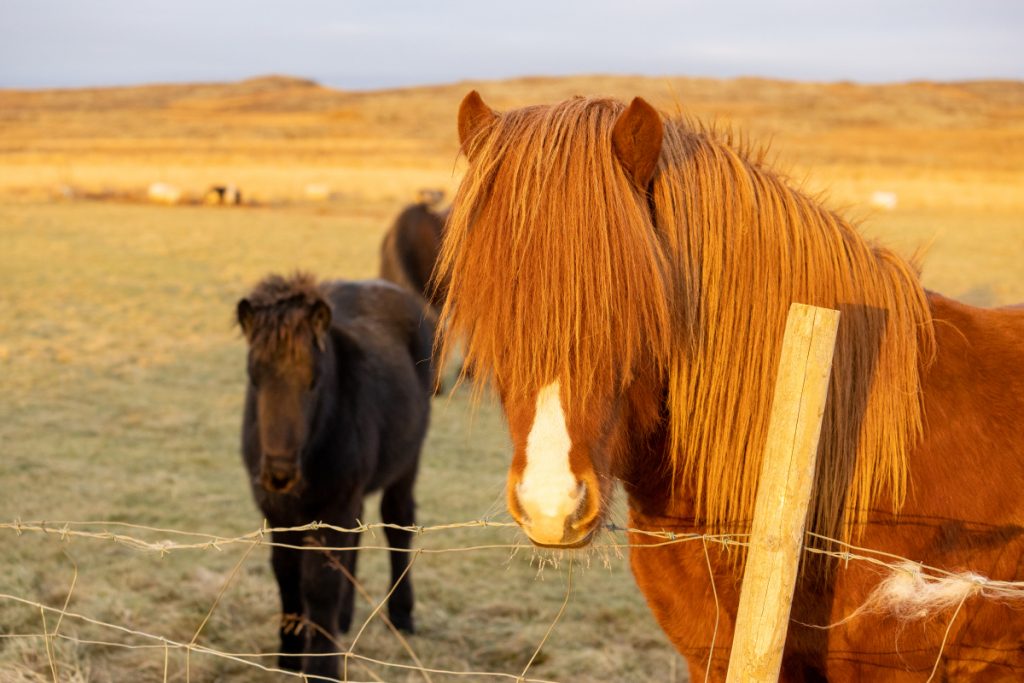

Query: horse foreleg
[381,472,417,633]
[299,530,347,679]
[336,527,361,634]
[270,531,303,671]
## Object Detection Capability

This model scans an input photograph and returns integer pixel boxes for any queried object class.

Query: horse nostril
[261,458,299,493]
[264,472,299,494]
[569,482,598,530]
[512,482,532,525]
[569,481,586,504]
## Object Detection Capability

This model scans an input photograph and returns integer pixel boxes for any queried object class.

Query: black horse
[237,272,434,677]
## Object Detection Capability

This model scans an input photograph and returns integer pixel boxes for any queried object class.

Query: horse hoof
[390,613,415,634]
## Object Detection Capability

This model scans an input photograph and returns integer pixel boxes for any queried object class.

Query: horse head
[447,92,669,547]
[237,275,333,495]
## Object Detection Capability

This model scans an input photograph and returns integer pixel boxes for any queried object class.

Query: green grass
[0,201,683,682]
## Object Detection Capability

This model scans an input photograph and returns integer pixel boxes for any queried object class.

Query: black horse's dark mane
[241,272,326,360]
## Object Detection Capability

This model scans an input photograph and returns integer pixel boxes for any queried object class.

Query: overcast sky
[2,1,1022,90]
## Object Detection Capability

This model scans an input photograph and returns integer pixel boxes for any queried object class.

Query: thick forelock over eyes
[239,272,328,361]
[438,96,674,405]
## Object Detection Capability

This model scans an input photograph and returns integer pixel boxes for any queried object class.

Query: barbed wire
[5,518,1024,591]
[0,518,745,554]
[0,590,563,683]
[2,517,1023,682]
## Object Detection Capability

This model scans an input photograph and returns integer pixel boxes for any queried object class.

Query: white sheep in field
[869,190,898,211]
[304,183,332,201]
[147,182,182,205]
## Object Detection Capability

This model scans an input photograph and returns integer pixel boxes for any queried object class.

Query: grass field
[0,75,1022,682]
[0,200,684,683]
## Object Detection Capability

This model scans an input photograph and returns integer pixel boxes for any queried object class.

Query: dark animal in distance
[379,199,456,389]
[237,273,433,678]
[379,199,449,312]
[204,184,242,205]
[439,91,1024,681]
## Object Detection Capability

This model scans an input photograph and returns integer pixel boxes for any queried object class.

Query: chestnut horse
[438,92,1024,681]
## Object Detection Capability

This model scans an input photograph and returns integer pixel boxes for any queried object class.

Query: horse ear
[310,300,332,350]
[611,97,663,190]
[458,90,497,155]
[237,298,255,337]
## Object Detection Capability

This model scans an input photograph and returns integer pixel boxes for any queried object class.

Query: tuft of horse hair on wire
[871,561,990,620]
[801,560,1024,631]
[863,560,1024,621]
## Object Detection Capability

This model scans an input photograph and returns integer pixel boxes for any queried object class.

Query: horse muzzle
[260,455,301,494]
[528,527,597,549]
[510,479,601,548]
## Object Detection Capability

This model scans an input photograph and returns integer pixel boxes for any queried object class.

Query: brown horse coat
[440,92,1024,681]
[628,293,1024,680]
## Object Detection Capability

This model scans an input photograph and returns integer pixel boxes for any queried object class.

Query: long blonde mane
[438,96,935,543]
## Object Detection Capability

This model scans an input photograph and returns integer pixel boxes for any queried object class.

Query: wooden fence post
[725,303,841,683]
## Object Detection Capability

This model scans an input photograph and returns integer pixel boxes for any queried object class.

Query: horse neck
[612,364,675,508]
[305,331,345,456]
[652,131,933,541]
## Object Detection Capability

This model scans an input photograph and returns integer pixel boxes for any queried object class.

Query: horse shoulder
[909,293,1024,526]
[924,293,1024,420]
[357,281,435,371]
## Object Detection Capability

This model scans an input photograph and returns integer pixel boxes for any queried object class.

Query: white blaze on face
[517,381,583,541]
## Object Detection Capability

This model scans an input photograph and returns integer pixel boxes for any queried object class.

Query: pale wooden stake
[725,303,841,683]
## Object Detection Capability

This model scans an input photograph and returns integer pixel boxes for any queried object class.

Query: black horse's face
[248,345,317,494]
[238,298,331,495]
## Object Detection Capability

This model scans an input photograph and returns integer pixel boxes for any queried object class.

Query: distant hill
[3,73,1023,139]
[1,74,1021,207]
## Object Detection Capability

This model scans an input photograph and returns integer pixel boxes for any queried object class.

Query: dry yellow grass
[0,74,1021,682]
[2,74,1023,209]
[0,199,685,682]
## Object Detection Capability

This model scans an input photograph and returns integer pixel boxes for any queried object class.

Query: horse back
[378,203,446,308]
[323,279,436,394]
